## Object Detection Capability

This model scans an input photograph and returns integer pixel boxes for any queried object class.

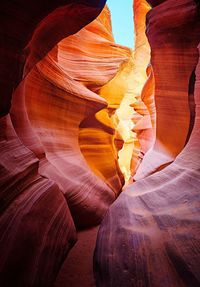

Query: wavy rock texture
[111,0,153,181]
[0,0,107,117]
[0,0,118,286]
[94,1,200,286]
[134,0,200,180]
[140,64,156,133]
[0,115,76,287]
[130,0,155,167]
[132,64,156,168]
[11,7,129,228]
[99,56,136,182]
[78,6,130,194]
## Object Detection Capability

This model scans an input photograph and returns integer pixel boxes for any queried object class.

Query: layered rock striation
[94,1,200,286]
[112,0,154,181]
[2,0,200,286]
[135,0,200,180]
[0,114,77,287]
[0,0,130,286]
[11,6,129,227]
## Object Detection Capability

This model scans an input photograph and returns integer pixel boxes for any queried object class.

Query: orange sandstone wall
[103,0,154,181]
[0,1,120,286]
[135,0,200,180]
[94,1,200,287]
[12,7,128,228]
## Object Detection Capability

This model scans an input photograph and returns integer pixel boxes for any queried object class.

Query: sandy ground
[54,226,99,287]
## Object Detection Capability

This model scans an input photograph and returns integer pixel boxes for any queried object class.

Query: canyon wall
[11,6,129,228]
[111,0,154,181]
[1,0,200,286]
[94,0,200,286]
[0,1,129,286]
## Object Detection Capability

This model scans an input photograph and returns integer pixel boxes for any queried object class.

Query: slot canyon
[0,0,200,286]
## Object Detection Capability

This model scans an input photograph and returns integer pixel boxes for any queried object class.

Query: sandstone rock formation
[134,0,200,180]
[94,1,200,286]
[2,0,200,286]
[0,0,107,117]
[0,114,76,287]
[113,0,153,181]
[0,0,128,286]
[11,6,129,228]
[96,0,154,183]
[130,0,155,172]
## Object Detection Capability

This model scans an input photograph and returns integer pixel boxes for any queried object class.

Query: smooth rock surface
[0,1,115,286]
[134,0,200,180]
[11,7,129,227]
[94,1,200,286]
[55,226,99,287]
[0,0,107,117]
[0,115,76,287]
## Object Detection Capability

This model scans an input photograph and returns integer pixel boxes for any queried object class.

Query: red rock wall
[94,1,200,286]
[0,114,76,287]
[11,6,128,228]
[0,0,123,286]
[108,0,154,181]
[131,0,155,169]
[2,0,200,286]
[135,0,200,180]
[0,0,107,117]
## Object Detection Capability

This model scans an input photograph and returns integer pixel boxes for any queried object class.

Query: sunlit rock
[2,0,200,286]
[0,0,112,286]
[0,0,107,117]
[101,0,153,182]
[94,1,200,287]
[134,0,200,180]
[11,6,129,227]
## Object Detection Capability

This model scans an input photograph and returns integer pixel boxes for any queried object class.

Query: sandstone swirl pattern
[94,1,200,286]
[0,0,130,286]
[11,6,129,228]
[135,0,200,180]
[0,115,76,287]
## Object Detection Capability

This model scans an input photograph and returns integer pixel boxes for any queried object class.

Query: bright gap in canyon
[1,1,200,287]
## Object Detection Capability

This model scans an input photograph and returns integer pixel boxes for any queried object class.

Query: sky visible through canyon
[107,0,134,48]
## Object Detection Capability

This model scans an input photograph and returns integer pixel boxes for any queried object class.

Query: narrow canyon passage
[0,1,200,287]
